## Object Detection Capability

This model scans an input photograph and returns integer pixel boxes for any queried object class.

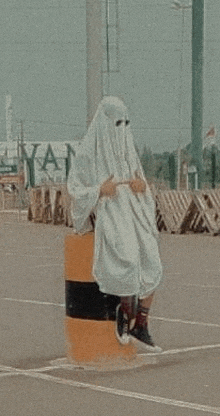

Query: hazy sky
[0,1,219,154]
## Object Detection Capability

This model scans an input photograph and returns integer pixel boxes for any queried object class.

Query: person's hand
[129,171,146,194]
[100,175,117,198]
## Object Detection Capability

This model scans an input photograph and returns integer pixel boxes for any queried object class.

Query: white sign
[188,165,197,173]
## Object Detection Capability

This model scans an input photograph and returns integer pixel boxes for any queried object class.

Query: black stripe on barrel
[65,281,120,321]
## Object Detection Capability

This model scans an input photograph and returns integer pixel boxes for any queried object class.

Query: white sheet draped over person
[67,96,163,351]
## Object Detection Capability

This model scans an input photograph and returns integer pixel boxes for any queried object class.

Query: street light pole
[17,121,25,219]
[105,0,110,95]
[191,0,204,189]
[172,1,191,190]
[86,0,103,126]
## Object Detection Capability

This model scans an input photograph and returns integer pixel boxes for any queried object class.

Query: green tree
[140,146,155,180]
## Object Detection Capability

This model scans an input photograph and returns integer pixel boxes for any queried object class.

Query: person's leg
[115,295,137,345]
[120,296,137,320]
[135,293,154,327]
[130,292,162,352]
[140,293,154,309]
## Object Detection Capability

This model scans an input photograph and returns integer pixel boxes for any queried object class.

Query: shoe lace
[123,313,129,335]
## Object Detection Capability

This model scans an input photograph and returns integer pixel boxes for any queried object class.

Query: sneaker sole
[130,334,162,353]
[115,305,131,345]
[115,331,131,345]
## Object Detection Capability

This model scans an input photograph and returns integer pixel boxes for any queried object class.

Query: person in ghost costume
[67,96,162,351]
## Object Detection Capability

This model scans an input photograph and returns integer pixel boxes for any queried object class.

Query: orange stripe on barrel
[64,233,94,282]
[65,317,136,364]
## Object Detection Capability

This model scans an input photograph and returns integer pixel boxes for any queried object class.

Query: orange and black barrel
[64,232,136,368]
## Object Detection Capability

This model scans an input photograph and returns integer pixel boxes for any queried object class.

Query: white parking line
[27,263,61,269]
[31,247,56,250]
[1,357,220,414]
[152,316,220,328]
[0,372,20,378]
[4,253,55,260]
[25,365,90,373]
[165,278,220,289]
[181,283,220,289]
[0,364,19,372]
[139,343,220,356]
[0,363,93,373]
[1,263,62,269]
[3,298,65,307]
[165,270,220,274]
[26,365,70,372]
[2,298,220,329]
[5,369,220,414]
[0,248,61,259]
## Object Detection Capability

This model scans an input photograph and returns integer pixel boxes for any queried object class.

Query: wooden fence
[0,189,29,211]
[156,191,192,233]
[178,190,220,235]
[28,184,220,235]
[28,184,72,226]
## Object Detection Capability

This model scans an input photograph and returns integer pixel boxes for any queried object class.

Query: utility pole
[19,120,24,176]
[171,1,191,190]
[18,121,25,218]
[191,0,204,189]
[211,147,216,189]
[105,0,110,95]
[86,0,103,126]
[6,94,12,143]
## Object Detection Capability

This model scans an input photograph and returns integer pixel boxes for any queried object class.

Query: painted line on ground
[27,263,61,269]
[25,365,71,373]
[139,343,220,357]
[1,263,62,269]
[22,343,220,370]
[4,252,53,259]
[0,363,94,373]
[165,278,220,289]
[0,372,20,378]
[1,363,220,414]
[0,364,18,372]
[152,316,220,328]
[0,248,61,254]
[3,298,220,328]
[10,369,220,414]
[179,283,220,289]
[3,298,65,307]
[166,270,219,274]
[1,352,220,414]
[25,365,90,373]
[1,343,220,374]
[31,246,58,250]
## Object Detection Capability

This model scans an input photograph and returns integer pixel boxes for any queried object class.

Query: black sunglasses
[115,120,130,127]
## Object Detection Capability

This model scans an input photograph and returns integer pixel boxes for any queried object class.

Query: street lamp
[172,0,191,11]
[172,1,191,190]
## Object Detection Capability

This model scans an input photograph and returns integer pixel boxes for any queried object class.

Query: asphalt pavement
[1,214,220,415]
